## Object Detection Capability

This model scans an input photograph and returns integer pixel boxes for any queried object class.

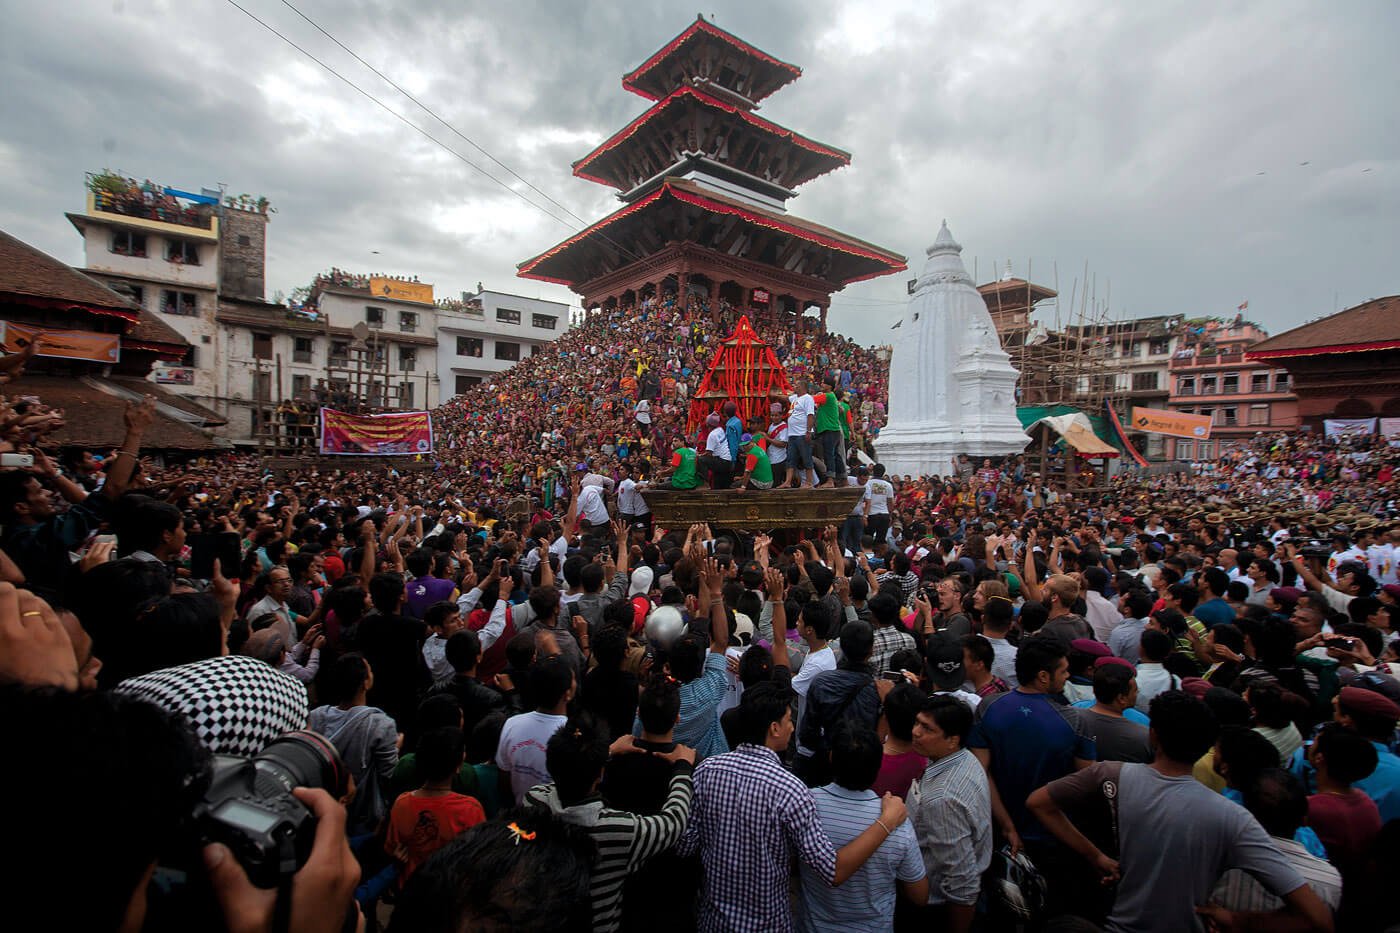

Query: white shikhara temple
[876,222,1029,476]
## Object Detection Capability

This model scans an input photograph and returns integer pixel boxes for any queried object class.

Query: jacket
[798,667,881,755]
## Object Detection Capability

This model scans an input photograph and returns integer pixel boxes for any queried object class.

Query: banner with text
[0,321,121,364]
[1324,418,1377,437]
[368,276,433,305]
[1129,406,1212,440]
[319,408,434,456]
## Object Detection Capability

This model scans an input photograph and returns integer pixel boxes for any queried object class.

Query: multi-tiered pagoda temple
[518,16,906,331]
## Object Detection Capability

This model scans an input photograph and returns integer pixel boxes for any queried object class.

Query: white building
[436,289,569,396]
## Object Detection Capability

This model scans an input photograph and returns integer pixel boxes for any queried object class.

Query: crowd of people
[2,296,1399,933]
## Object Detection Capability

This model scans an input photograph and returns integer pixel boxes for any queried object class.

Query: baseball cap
[926,641,966,692]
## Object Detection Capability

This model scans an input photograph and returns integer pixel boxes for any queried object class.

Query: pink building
[1165,317,1298,460]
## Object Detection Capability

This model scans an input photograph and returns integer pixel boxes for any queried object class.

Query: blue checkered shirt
[678,744,838,932]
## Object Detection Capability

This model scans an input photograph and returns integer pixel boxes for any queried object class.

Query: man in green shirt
[734,435,774,491]
[661,435,702,490]
[812,374,848,488]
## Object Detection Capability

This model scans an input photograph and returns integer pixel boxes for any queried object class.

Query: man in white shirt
[701,417,734,489]
[575,480,611,532]
[245,568,301,647]
[634,397,651,426]
[495,656,575,804]
[785,387,817,488]
[863,464,895,548]
[616,461,650,532]
[791,601,838,762]
[766,402,790,486]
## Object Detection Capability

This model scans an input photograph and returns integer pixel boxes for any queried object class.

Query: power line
[223,0,655,274]
[220,0,582,233]
[276,0,595,231]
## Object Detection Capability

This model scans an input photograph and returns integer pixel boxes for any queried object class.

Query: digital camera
[194,730,348,889]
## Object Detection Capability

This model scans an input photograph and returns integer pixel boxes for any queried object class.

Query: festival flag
[1237,300,1249,311]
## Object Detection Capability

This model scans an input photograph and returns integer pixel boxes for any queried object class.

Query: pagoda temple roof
[979,277,1058,307]
[572,85,850,193]
[518,178,905,290]
[622,16,802,106]
[1247,295,1400,360]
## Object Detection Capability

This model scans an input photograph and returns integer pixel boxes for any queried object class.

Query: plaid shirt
[677,744,838,932]
[871,624,915,674]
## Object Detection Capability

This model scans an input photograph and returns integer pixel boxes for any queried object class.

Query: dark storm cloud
[2,0,1396,345]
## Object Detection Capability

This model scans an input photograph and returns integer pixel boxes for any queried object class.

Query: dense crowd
[1,302,1398,933]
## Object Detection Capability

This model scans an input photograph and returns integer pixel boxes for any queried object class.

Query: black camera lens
[249,730,348,799]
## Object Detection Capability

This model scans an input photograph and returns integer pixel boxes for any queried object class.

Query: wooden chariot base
[641,485,865,531]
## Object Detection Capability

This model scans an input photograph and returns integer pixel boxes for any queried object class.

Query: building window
[252,333,273,360]
[455,375,481,394]
[1178,377,1195,395]
[1132,371,1159,391]
[238,235,252,246]
[1200,376,1218,394]
[1251,372,1270,393]
[496,308,521,325]
[399,347,417,371]
[1249,404,1270,425]
[1148,338,1170,355]
[1198,407,1214,424]
[161,290,197,316]
[110,231,147,257]
[329,340,349,366]
[530,344,541,356]
[253,371,272,401]
[291,375,309,399]
[399,382,415,408]
[366,306,385,327]
[456,336,483,357]
[293,336,313,363]
[399,310,418,332]
[1275,371,1289,391]
[1217,407,1238,426]
[495,340,520,362]
[532,313,557,330]
[1222,374,1239,394]
[166,240,200,265]
[1178,441,1194,459]
[126,284,145,308]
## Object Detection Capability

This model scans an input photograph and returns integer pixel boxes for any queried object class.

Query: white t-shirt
[618,478,649,516]
[576,484,610,525]
[791,644,837,756]
[635,399,651,424]
[863,478,894,514]
[706,426,733,462]
[787,394,815,438]
[496,710,568,804]
[1327,547,1366,581]
[767,421,789,465]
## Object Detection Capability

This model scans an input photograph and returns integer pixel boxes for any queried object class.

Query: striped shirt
[524,763,694,932]
[799,784,924,931]
[678,744,838,933]
[906,748,992,905]
[1210,836,1341,914]
[674,651,729,761]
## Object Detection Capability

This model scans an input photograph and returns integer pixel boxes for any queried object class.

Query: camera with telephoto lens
[195,730,348,889]
[1298,543,1332,560]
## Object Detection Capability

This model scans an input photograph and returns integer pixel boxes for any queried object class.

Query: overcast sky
[2,0,1396,347]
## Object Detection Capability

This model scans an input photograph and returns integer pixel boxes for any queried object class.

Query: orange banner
[368,277,433,305]
[1130,406,1212,440]
[0,321,121,364]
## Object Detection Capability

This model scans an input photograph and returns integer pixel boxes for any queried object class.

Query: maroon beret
[1094,656,1135,671]
[1071,638,1112,658]
[1338,685,1400,722]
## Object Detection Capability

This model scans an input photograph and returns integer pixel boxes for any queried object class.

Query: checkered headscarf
[115,654,309,757]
